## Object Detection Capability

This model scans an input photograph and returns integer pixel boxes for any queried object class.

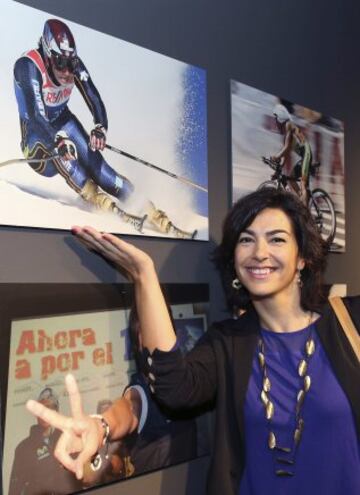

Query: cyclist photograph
[271,103,312,205]
[231,79,345,252]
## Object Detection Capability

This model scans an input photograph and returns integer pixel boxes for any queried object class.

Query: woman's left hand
[26,374,103,480]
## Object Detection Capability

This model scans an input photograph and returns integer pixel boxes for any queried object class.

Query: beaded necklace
[257,315,315,476]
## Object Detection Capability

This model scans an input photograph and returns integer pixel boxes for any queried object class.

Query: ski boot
[146,201,197,239]
[80,179,147,232]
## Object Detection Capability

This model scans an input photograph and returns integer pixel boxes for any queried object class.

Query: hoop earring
[297,270,303,289]
[232,278,242,290]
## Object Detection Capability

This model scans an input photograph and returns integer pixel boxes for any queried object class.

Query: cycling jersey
[289,127,312,182]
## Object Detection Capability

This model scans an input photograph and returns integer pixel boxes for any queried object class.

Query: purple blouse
[238,323,360,494]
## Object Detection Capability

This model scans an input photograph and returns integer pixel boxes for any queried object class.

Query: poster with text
[3,305,209,494]
[231,80,345,252]
[0,1,208,240]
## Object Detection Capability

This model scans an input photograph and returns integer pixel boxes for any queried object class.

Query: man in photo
[9,387,83,495]
[13,18,195,238]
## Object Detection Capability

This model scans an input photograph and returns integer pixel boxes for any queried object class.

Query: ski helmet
[273,103,291,124]
[41,19,79,71]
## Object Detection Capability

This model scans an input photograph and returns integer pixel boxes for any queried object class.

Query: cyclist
[271,103,313,204]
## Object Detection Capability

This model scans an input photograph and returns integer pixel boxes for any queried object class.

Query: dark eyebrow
[266,229,290,236]
[240,228,290,236]
[239,229,255,236]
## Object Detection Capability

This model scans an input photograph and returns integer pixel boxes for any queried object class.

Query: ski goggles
[51,53,79,72]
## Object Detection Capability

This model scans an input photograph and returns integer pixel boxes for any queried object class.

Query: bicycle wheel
[308,188,337,245]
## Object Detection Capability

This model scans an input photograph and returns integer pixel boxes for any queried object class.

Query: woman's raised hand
[26,374,103,480]
[71,225,154,282]
[72,225,176,353]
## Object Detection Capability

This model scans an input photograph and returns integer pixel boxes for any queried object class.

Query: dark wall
[2,0,357,301]
[0,0,360,300]
[1,1,356,494]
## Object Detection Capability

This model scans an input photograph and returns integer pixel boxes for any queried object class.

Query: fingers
[72,226,126,260]
[73,225,113,242]
[54,430,79,474]
[71,225,153,281]
[75,225,133,255]
[101,232,129,249]
[27,380,100,481]
[26,400,70,431]
[63,152,75,161]
[95,136,105,151]
[74,435,99,480]
[89,134,95,150]
[65,374,83,421]
[72,226,109,253]
[89,134,98,151]
[99,137,106,150]
[89,135,105,151]
[72,419,100,480]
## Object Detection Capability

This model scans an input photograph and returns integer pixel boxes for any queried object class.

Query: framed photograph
[0,283,210,494]
[231,79,345,252]
[0,1,208,240]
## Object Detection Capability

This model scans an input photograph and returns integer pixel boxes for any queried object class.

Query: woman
[27,188,360,494]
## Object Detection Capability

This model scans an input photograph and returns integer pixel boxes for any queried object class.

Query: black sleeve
[8,445,25,495]
[144,326,218,411]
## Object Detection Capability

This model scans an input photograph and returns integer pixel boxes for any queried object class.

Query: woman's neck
[252,295,314,333]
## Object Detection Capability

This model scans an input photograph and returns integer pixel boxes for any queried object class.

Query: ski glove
[55,131,78,161]
[90,124,107,151]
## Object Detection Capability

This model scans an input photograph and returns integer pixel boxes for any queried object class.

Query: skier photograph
[0,2,208,239]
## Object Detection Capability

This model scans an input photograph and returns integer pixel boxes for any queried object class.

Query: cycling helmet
[273,104,291,124]
[41,19,79,71]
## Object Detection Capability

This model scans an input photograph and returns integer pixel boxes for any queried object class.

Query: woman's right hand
[72,225,176,352]
[71,226,155,282]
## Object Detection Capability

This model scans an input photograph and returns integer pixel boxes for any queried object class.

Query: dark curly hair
[213,188,328,312]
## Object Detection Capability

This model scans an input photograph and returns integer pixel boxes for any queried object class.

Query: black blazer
[150,297,360,495]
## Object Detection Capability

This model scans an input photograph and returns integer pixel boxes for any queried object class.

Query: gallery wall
[1,1,357,494]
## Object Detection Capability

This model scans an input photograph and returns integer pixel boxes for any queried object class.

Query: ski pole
[0,155,59,167]
[105,143,208,193]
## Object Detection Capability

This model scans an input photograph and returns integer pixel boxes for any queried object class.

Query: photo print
[0,283,210,494]
[231,80,345,252]
[0,1,208,239]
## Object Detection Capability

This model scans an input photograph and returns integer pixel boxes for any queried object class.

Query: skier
[13,19,195,238]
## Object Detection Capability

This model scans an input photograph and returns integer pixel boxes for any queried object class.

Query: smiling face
[234,207,305,304]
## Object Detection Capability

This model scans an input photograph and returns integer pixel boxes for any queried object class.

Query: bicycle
[259,157,337,245]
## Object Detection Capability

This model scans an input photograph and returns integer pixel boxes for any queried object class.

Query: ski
[167,223,198,240]
[146,201,197,239]
[115,206,147,233]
